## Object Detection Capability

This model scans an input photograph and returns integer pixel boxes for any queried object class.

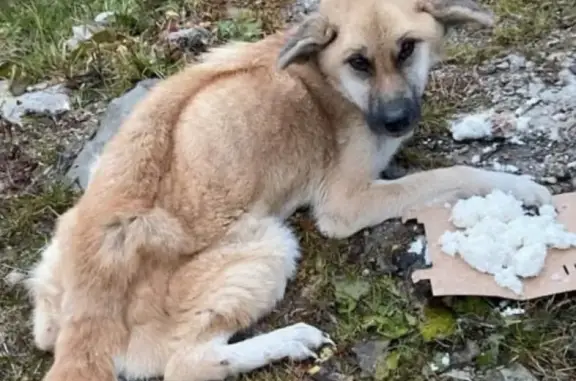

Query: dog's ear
[419,0,495,29]
[277,14,337,70]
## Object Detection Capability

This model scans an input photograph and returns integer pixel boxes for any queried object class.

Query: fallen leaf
[333,278,370,312]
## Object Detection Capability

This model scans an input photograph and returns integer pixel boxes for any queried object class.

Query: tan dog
[25,0,551,380]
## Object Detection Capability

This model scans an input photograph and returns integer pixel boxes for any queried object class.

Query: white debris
[408,236,424,254]
[94,11,116,25]
[65,24,105,50]
[450,111,493,141]
[408,235,431,265]
[439,190,576,295]
[492,161,520,173]
[440,353,450,366]
[500,306,525,317]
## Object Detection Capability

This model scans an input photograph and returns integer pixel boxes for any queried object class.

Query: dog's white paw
[486,172,552,206]
[272,322,335,361]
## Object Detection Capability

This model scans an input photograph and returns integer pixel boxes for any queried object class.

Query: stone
[451,340,481,365]
[351,340,391,378]
[0,81,71,125]
[507,54,527,72]
[166,27,212,52]
[478,64,497,75]
[66,79,159,189]
[441,369,474,380]
[498,363,538,381]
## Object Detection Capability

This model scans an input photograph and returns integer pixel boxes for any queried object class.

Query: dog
[25,0,551,380]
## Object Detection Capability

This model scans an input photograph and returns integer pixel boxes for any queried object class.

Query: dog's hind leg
[166,323,333,381]
[162,216,332,381]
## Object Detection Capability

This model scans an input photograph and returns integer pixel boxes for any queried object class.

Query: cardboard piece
[411,192,576,300]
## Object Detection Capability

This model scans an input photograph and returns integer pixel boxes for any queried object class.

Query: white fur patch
[338,68,371,112]
[404,42,433,96]
[372,135,410,178]
[27,239,64,351]
[218,322,334,375]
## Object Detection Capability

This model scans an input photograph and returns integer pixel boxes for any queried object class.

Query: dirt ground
[1,0,575,380]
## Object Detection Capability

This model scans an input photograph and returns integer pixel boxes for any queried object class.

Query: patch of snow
[438,190,576,295]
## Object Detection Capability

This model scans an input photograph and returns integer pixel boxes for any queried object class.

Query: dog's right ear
[277,14,337,70]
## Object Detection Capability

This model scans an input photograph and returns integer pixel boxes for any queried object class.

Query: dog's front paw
[476,169,552,206]
[270,322,335,361]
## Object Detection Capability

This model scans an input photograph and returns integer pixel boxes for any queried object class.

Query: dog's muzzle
[365,95,421,137]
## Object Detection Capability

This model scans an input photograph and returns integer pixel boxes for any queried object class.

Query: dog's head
[277,0,494,137]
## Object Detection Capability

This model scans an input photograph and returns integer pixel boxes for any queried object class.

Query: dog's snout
[366,96,420,136]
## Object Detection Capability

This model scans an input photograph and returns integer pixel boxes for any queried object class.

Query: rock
[498,363,538,381]
[569,64,576,75]
[441,369,474,380]
[478,64,497,75]
[166,27,212,52]
[66,79,159,189]
[0,81,71,125]
[506,54,527,72]
[451,340,481,365]
[289,0,320,21]
[351,340,391,378]
[4,270,26,287]
[496,61,510,70]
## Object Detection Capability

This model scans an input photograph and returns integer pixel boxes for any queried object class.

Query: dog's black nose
[366,96,420,136]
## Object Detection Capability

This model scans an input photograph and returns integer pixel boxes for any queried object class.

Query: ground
[1,0,575,380]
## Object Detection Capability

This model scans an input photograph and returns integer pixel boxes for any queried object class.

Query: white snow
[438,190,576,295]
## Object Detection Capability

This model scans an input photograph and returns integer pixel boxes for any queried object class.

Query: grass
[1,0,576,380]
[444,0,576,65]
[0,183,78,381]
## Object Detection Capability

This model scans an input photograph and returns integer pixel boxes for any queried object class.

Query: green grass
[0,182,78,381]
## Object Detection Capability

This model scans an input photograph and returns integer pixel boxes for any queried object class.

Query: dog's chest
[371,136,406,177]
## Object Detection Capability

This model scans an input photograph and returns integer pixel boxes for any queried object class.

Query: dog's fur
[26,1,551,380]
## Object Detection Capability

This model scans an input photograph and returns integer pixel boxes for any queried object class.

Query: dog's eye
[347,54,372,73]
[398,39,416,62]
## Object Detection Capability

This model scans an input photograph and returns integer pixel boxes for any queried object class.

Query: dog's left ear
[277,14,337,70]
[419,0,495,28]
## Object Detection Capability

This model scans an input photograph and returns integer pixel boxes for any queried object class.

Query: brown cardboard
[411,192,576,300]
